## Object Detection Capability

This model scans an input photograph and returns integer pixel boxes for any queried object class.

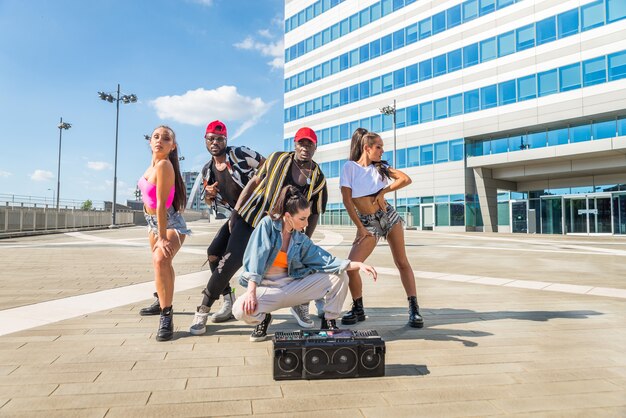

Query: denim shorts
[358,204,403,240]
[144,206,192,236]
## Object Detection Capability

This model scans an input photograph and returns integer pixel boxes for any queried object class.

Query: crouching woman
[232,185,377,342]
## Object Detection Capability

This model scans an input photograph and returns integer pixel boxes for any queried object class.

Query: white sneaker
[189,305,210,335]
[290,303,314,328]
[210,290,236,323]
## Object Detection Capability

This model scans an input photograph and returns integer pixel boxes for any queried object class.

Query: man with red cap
[139,120,265,324]
[189,126,329,338]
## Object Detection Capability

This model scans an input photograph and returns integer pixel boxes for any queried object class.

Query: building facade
[283,0,626,235]
[183,171,209,212]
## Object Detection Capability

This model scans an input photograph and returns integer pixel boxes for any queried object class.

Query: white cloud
[0,170,11,178]
[150,86,272,140]
[189,0,213,6]
[234,34,284,70]
[30,170,53,182]
[87,161,112,171]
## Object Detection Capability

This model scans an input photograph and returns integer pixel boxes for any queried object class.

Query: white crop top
[340,161,388,198]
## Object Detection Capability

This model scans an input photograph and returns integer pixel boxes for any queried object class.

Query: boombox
[272,329,385,380]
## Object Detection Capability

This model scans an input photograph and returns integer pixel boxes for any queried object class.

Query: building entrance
[510,200,528,233]
[564,195,612,235]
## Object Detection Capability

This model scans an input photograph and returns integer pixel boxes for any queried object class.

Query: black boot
[408,296,424,328]
[320,315,338,330]
[156,306,174,341]
[139,292,160,316]
[341,297,365,325]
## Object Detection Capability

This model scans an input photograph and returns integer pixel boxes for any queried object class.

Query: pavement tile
[0,383,57,398]
[53,378,187,395]
[2,392,150,411]
[253,409,363,418]
[11,361,135,374]
[0,366,18,376]
[105,400,251,418]
[186,374,276,389]
[253,393,386,414]
[361,400,501,417]
[97,367,217,382]
[0,371,99,385]
[507,407,626,417]
[133,357,244,370]
[490,392,626,414]
[217,364,270,377]
[148,386,282,405]
[0,407,108,418]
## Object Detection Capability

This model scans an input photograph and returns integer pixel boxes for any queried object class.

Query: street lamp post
[379,99,397,212]
[98,84,137,227]
[56,118,72,210]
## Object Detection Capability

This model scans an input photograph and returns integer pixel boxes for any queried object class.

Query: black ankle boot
[156,306,174,341]
[408,296,424,328]
[139,292,161,316]
[341,297,365,325]
[321,315,338,330]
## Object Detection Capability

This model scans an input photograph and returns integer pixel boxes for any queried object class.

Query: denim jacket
[239,215,350,287]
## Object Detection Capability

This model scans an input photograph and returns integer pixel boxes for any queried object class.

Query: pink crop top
[138,177,175,209]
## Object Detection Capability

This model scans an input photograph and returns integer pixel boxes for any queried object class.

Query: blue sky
[0,0,285,206]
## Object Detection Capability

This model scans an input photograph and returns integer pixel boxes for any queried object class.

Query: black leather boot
[341,297,365,325]
[139,292,160,316]
[320,315,338,330]
[156,306,174,341]
[408,296,424,328]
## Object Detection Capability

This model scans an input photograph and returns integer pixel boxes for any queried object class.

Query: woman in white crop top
[339,128,424,329]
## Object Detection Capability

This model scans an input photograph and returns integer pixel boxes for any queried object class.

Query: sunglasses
[205,136,226,143]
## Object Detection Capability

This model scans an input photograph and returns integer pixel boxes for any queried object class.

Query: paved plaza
[0,220,625,417]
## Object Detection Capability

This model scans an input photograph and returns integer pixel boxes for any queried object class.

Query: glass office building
[283,0,626,235]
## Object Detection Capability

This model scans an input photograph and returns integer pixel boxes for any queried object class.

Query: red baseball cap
[294,127,317,144]
[205,120,227,138]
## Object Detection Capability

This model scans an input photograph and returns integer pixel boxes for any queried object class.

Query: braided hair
[349,128,390,180]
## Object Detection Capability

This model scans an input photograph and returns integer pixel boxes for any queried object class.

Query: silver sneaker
[290,303,314,328]
[189,305,210,335]
[210,290,236,323]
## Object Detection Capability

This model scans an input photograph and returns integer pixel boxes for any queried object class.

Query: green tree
[81,199,93,211]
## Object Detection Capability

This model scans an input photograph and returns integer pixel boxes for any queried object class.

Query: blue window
[593,120,616,140]
[558,9,579,38]
[449,139,464,161]
[607,0,626,23]
[313,98,321,114]
[481,85,497,109]
[371,77,382,95]
[548,127,569,146]
[330,160,339,178]
[382,151,392,166]
[518,74,537,101]
[340,124,349,141]
[381,34,393,54]
[350,13,359,31]
[528,131,547,148]
[360,45,370,63]
[516,24,535,51]
[432,11,446,35]
[538,69,558,97]
[370,39,381,59]
[322,95,330,111]
[421,144,434,165]
[322,28,331,45]
[360,8,370,26]
[406,64,418,85]
[447,5,462,28]
[448,49,462,72]
[331,57,340,74]
[420,102,433,123]
[448,94,463,117]
[393,0,404,12]
[331,91,340,107]
[331,23,340,40]
[536,16,556,45]
[370,2,381,21]
[508,135,526,152]
[463,0,478,21]
[396,108,406,128]
[360,81,370,99]
[320,129,330,145]
[419,60,432,81]
[435,142,449,163]
[570,124,591,143]
[340,18,349,36]
[340,53,349,71]
[492,137,508,154]
[382,73,393,92]
[497,0,515,6]
[464,89,480,113]
[313,33,322,49]
[559,63,581,92]
[406,24,418,44]
[349,49,359,66]
[498,31,515,57]
[340,88,349,105]
[349,85,359,102]
[463,43,479,67]
[434,98,447,119]
[479,0,495,16]
[498,80,516,105]
[581,1,604,31]
[322,61,331,78]
[433,54,447,76]
[608,51,626,81]
[393,29,405,50]
[419,19,432,39]
[381,0,392,16]
[394,68,405,89]
[407,105,419,125]
[371,114,382,132]
[330,126,340,142]
[314,66,322,81]
[360,118,371,132]
[396,148,407,169]
[407,146,419,167]
[349,121,359,135]
[620,117,626,136]
[583,57,606,86]
[480,37,496,62]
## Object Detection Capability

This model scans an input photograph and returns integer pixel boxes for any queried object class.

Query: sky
[0,0,285,207]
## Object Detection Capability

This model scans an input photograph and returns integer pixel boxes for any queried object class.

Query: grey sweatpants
[232,271,349,324]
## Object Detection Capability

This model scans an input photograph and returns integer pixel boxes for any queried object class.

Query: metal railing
[0,194,104,210]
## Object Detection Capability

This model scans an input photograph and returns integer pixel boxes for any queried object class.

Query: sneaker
[290,303,314,328]
[139,292,161,316]
[156,307,174,342]
[210,290,236,323]
[315,299,325,319]
[189,305,210,335]
[250,313,273,342]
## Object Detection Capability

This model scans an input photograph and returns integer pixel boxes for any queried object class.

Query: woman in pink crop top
[339,128,424,329]
[139,125,190,342]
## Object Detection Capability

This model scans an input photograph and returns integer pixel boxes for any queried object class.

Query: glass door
[510,200,527,233]
[565,197,587,234]
[421,204,434,230]
[591,196,612,234]
[541,197,563,234]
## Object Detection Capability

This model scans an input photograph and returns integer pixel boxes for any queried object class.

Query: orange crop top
[272,250,288,269]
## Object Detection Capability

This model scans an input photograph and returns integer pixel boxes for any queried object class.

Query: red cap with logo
[205,120,227,138]
[294,127,317,144]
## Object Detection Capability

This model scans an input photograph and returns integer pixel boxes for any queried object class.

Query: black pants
[206,222,234,297]
[202,215,254,307]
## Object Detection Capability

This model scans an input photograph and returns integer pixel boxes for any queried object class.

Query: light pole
[55,118,71,210]
[98,84,137,227]
[47,188,55,206]
[379,99,397,211]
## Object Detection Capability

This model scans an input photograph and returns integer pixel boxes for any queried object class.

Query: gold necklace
[293,158,312,185]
